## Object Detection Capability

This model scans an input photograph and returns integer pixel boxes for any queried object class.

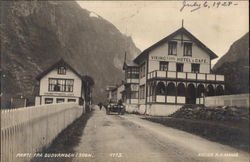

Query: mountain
[1,1,140,108]
[213,33,249,94]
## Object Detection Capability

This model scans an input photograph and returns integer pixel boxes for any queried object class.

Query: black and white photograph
[0,0,249,162]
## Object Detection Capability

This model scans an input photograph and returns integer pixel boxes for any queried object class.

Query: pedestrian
[98,102,103,110]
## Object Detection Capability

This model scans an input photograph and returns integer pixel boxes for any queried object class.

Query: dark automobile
[106,101,125,115]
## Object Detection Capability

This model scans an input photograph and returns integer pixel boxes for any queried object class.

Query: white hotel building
[123,27,225,116]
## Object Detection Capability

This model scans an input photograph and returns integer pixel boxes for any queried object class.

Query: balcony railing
[148,70,224,82]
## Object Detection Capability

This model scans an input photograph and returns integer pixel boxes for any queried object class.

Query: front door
[186,84,196,104]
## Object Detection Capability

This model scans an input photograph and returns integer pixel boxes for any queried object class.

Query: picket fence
[1,103,84,162]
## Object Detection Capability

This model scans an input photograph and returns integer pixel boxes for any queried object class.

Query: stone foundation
[126,103,182,116]
[125,104,139,113]
[145,104,182,116]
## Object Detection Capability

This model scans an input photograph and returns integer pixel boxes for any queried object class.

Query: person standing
[98,102,103,110]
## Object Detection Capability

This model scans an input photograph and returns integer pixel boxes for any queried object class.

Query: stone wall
[203,94,249,107]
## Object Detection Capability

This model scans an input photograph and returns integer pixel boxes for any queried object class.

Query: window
[183,42,192,56]
[191,63,200,73]
[159,61,168,71]
[48,78,74,92]
[168,41,177,55]
[140,63,146,78]
[58,66,66,75]
[130,92,139,99]
[126,84,139,99]
[126,67,139,79]
[176,63,184,72]
[45,98,53,104]
[132,68,139,78]
[56,98,65,103]
[68,99,76,102]
[131,84,139,91]
[139,85,145,99]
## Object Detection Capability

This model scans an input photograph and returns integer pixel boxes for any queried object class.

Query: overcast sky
[77,1,249,66]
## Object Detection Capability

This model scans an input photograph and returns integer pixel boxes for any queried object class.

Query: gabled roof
[134,27,218,63]
[122,52,138,70]
[122,61,138,70]
[36,59,83,80]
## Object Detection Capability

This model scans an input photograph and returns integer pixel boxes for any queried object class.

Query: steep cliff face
[213,33,249,70]
[213,33,249,94]
[1,1,140,107]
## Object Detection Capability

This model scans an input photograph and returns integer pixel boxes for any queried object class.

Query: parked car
[106,101,125,115]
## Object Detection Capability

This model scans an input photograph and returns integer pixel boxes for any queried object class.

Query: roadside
[31,110,93,162]
[30,105,249,162]
[70,106,249,162]
[140,105,249,151]
[121,114,249,162]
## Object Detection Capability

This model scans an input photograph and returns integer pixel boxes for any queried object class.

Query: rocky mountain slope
[213,33,249,94]
[1,1,140,107]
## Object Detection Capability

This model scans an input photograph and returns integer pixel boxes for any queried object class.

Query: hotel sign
[150,56,208,64]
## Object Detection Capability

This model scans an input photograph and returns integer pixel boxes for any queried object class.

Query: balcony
[148,70,224,82]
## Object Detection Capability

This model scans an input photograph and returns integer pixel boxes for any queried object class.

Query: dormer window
[168,41,177,55]
[183,42,192,56]
[58,66,66,75]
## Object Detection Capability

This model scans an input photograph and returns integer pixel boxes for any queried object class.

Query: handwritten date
[180,0,238,12]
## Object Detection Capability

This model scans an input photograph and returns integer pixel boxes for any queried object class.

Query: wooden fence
[1,103,84,162]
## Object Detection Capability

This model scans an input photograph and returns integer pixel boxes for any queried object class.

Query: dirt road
[72,106,249,162]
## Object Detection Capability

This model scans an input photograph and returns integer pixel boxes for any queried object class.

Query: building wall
[125,104,139,113]
[146,104,182,116]
[148,33,211,73]
[111,90,117,102]
[124,30,224,116]
[138,60,148,105]
[107,91,112,101]
[117,85,124,102]
[126,104,182,116]
[40,96,79,105]
[202,94,250,107]
[39,68,82,97]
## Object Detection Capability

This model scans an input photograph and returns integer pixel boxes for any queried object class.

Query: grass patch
[143,117,249,152]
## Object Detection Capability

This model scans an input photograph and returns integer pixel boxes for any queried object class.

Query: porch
[147,80,224,104]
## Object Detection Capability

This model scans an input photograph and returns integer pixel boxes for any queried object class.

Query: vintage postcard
[1,0,249,162]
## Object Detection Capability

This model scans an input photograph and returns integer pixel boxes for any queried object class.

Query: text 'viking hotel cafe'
[123,27,225,115]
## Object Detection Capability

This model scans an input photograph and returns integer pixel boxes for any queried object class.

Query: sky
[77,1,249,66]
